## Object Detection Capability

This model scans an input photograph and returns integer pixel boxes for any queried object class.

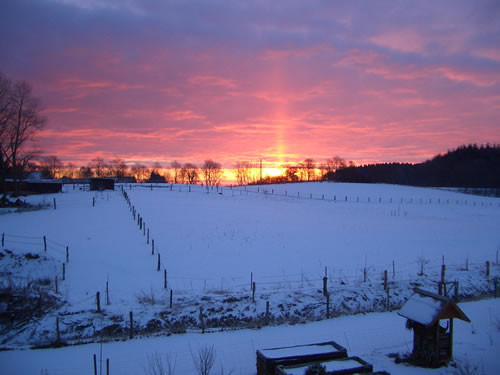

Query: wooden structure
[5,180,62,194]
[89,178,115,191]
[276,356,373,375]
[256,341,347,375]
[398,288,470,367]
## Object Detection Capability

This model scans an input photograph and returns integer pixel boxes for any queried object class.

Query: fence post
[486,261,490,277]
[55,276,58,294]
[386,287,390,311]
[250,272,253,290]
[43,235,47,252]
[383,270,388,290]
[66,246,69,263]
[199,306,205,333]
[147,229,149,244]
[152,239,155,255]
[392,260,395,279]
[170,289,173,308]
[1,233,3,247]
[93,354,97,375]
[252,282,256,302]
[53,198,56,210]
[106,358,109,375]
[438,282,443,296]
[326,293,330,319]
[96,292,101,313]
[129,311,133,339]
[266,301,270,320]
[441,265,446,284]
[164,269,167,289]
[106,281,109,305]
[363,267,367,283]
[454,281,459,302]
[56,316,60,343]
[62,263,65,281]
[323,276,328,296]
[157,253,160,271]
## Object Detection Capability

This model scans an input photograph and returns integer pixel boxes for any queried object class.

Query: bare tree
[131,163,148,182]
[1,78,46,195]
[64,161,76,178]
[88,157,108,177]
[143,352,177,375]
[190,345,216,375]
[170,160,181,183]
[78,166,92,178]
[302,158,316,181]
[234,161,252,185]
[201,159,222,187]
[40,155,63,178]
[110,158,128,178]
[182,162,199,184]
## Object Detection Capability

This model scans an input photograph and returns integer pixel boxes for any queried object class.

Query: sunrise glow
[0,0,498,173]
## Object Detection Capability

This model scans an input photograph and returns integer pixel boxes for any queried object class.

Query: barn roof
[398,288,470,326]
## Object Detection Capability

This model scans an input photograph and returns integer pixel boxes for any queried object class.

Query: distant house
[89,178,115,191]
[398,288,470,367]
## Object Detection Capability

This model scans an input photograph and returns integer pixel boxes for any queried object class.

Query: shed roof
[398,288,470,327]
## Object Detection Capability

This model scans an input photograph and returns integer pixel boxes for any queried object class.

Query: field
[0,182,499,374]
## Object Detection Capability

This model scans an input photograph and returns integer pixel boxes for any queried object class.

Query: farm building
[89,178,115,191]
[398,288,470,367]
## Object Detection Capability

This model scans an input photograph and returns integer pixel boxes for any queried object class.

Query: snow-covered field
[0,182,499,374]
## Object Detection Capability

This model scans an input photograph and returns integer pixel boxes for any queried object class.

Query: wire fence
[120,182,500,209]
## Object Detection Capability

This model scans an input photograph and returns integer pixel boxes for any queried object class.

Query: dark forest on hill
[325,144,500,190]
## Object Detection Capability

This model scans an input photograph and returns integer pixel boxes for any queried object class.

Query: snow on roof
[398,291,444,326]
[280,358,366,375]
[259,344,341,360]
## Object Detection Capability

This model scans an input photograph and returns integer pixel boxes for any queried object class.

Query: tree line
[325,144,500,189]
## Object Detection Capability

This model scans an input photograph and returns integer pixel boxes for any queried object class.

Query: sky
[1,0,499,171]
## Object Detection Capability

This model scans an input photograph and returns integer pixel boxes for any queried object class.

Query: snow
[280,358,365,375]
[0,181,499,374]
[398,293,444,326]
[259,343,342,359]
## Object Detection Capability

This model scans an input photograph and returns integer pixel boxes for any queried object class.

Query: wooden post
[93,354,97,375]
[252,282,256,302]
[152,239,155,255]
[147,229,149,244]
[106,281,109,305]
[56,316,60,342]
[442,255,445,265]
[386,287,390,311]
[66,246,69,263]
[438,282,443,296]
[53,197,56,210]
[157,253,160,271]
[96,292,101,313]
[1,232,3,247]
[454,281,459,302]
[169,289,173,308]
[106,358,109,375]
[43,235,47,251]
[55,276,58,294]
[383,270,388,290]
[129,311,133,339]
[363,267,367,283]
[250,272,253,290]
[164,269,167,289]
[326,293,330,319]
[62,263,65,281]
[486,261,490,277]
[143,222,145,236]
[496,250,499,265]
[266,301,270,320]
[199,306,205,333]
[323,276,328,296]
[441,265,446,284]
[494,277,498,298]
[92,197,95,207]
